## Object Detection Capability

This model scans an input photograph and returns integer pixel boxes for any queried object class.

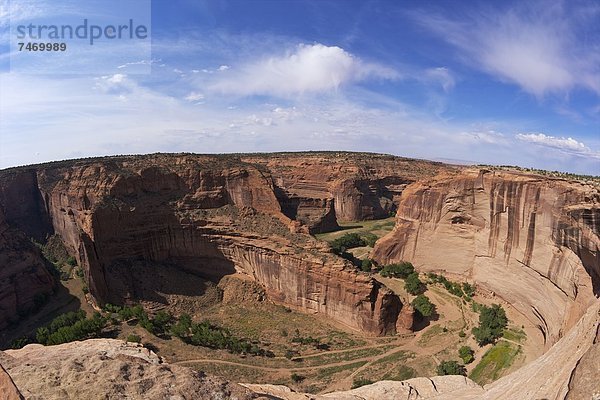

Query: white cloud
[1,69,598,176]
[210,43,398,97]
[458,130,505,145]
[184,92,204,101]
[516,133,600,159]
[117,59,157,69]
[412,3,600,97]
[218,65,230,71]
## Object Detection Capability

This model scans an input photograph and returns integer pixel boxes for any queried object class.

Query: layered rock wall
[0,154,406,335]
[243,153,447,226]
[0,207,54,330]
[374,169,600,346]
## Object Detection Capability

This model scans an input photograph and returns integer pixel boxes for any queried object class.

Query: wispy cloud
[184,91,204,102]
[516,132,600,159]
[424,67,455,92]
[210,43,399,97]
[410,1,600,97]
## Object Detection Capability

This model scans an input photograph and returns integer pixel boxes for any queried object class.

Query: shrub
[458,330,466,338]
[291,373,305,383]
[459,346,475,364]
[171,313,192,338]
[284,349,297,360]
[127,334,141,343]
[330,233,365,254]
[152,310,173,334]
[352,378,374,389]
[181,319,270,356]
[360,259,373,272]
[380,262,415,279]
[462,282,476,297]
[436,360,466,376]
[66,256,77,267]
[36,311,106,346]
[412,294,435,317]
[361,233,378,247]
[404,272,423,295]
[472,304,508,346]
[10,336,30,349]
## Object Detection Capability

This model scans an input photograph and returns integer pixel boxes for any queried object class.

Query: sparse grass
[371,350,412,365]
[502,326,527,343]
[317,360,368,381]
[315,217,396,242]
[204,304,365,355]
[355,350,417,383]
[300,346,394,367]
[417,325,446,346]
[469,341,522,385]
[381,365,417,381]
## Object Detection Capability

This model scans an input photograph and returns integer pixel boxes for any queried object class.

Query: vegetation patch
[427,273,476,300]
[418,324,447,346]
[35,310,106,346]
[469,341,522,385]
[436,360,466,376]
[502,326,527,343]
[458,345,475,364]
[314,217,396,243]
[352,378,374,389]
[380,262,415,279]
[381,365,417,381]
[472,304,508,346]
[317,360,368,381]
[300,346,393,367]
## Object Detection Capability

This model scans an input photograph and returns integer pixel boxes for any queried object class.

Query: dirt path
[175,350,399,373]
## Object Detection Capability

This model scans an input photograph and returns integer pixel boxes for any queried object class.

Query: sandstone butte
[0,152,598,399]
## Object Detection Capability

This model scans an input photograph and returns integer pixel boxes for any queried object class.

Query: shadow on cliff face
[0,281,82,349]
[102,257,236,309]
[411,312,440,332]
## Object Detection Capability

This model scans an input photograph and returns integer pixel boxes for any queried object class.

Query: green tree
[472,304,508,346]
[404,272,423,295]
[152,310,173,334]
[462,282,476,298]
[436,360,466,376]
[361,233,378,247]
[458,346,474,364]
[171,313,192,338]
[330,233,365,254]
[380,262,415,279]
[411,294,435,317]
[360,259,373,272]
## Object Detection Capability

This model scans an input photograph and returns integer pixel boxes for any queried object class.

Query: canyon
[0,152,598,399]
[0,153,445,335]
[373,168,600,349]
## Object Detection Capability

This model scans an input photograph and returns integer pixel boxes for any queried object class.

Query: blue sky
[0,0,599,174]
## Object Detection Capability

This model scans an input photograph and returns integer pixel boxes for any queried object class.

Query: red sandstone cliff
[0,206,54,331]
[0,153,410,336]
[243,153,449,228]
[373,169,600,346]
